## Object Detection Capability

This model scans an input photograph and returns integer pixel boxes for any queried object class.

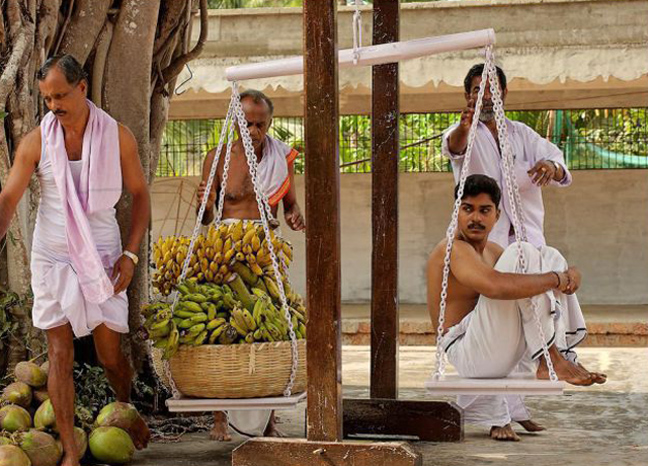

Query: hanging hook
[175,63,194,96]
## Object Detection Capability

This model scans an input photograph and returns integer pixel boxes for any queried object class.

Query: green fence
[157,108,648,177]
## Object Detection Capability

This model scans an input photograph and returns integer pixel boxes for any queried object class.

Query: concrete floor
[130,346,648,466]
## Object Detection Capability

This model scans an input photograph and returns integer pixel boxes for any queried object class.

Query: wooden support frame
[344,0,463,443]
[370,0,401,401]
[232,1,421,463]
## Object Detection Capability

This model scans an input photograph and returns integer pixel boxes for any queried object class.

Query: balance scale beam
[225,29,495,82]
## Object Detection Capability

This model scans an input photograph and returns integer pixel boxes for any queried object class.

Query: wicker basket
[164,340,306,399]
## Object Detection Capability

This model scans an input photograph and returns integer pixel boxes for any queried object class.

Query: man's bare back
[427,238,504,332]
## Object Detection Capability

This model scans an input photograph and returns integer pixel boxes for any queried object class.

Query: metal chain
[432,53,490,381]
[485,52,557,382]
[352,0,363,64]
[156,91,239,398]
[433,46,557,383]
[230,82,299,396]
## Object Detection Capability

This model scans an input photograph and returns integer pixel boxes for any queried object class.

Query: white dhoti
[31,125,128,338]
[440,242,587,426]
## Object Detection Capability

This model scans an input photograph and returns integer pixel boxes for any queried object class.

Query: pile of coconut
[0,360,140,465]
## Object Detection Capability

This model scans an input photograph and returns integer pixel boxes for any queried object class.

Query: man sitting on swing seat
[427,174,606,441]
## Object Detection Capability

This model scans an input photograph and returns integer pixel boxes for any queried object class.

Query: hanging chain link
[229,82,299,396]
[432,52,490,381]
[153,91,239,398]
[433,46,557,383]
[485,51,557,382]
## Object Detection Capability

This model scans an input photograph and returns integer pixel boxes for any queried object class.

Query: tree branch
[157,0,207,90]
[58,0,111,65]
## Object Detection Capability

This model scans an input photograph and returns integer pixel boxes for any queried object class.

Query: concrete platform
[132,346,648,466]
[341,303,648,347]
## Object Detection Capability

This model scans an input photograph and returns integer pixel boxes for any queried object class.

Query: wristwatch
[123,250,139,266]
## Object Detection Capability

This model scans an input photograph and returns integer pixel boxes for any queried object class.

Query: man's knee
[96,347,126,373]
[47,343,74,374]
[496,242,540,273]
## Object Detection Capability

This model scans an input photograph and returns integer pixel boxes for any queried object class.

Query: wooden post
[344,0,464,442]
[235,2,437,463]
[370,0,400,400]
[302,0,343,443]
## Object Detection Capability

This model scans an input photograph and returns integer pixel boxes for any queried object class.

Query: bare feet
[490,424,520,441]
[59,453,80,466]
[537,347,594,386]
[263,411,285,438]
[210,412,232,442]
[516,419,546,432]
[129,414,151,450]
[578,363,607,384]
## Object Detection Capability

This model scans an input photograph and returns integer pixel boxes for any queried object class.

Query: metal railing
[157,108,648,177]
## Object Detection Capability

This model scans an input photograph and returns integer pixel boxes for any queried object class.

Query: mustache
[53,110,66,116]
[467,222,486,230]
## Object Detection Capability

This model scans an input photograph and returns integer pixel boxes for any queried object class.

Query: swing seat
[425,374,564,396]
[166,391,307,412]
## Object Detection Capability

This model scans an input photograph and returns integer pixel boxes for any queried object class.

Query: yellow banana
[243,228,256,245]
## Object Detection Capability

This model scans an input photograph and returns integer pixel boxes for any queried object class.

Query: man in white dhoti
[0,55,150,466]
[427,175,606,441]
[442,64,578,437]
[196,89,305,440]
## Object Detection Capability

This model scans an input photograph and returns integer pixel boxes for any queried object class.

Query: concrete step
[341,303,648,347]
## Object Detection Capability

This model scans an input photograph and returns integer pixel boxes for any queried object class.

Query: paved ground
[130,346,648,466]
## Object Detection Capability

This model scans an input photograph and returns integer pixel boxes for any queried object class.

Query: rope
[433,46,558,383]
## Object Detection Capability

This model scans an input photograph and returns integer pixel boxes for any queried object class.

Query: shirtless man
[196,90,305,440]
[427,174,606,441]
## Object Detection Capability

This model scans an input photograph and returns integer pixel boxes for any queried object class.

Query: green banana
[180,301,203,313]
[206,317,227,330]
[244,332,255,344]
[229,317,247,337]
[153,338,168,349]
[241,308,257,331]
[263,277,281,301]
[209,325,226,344]
[207,303,217,320]
[227,274,255,312]
[192,330,209,346]
[231,261,258,286]
[187,323,206,335]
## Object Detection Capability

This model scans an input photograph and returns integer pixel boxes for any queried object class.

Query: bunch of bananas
[142,278,307,360]
[152,221,293,296]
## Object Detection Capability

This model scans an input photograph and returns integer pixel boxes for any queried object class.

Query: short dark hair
[454,174,501,207]
[37,55,87,86]
[240,89,274,116]
[463,64,507,94]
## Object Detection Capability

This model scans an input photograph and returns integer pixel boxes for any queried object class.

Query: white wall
[152,170,648,305]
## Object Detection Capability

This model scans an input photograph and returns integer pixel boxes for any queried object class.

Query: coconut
[72,427,87,459]
[14,362,46,389]
[0,445,31,466]
[2,383,32,409]
[33,400,55,430]
[39,362,49,378]
[0,405,32,432]
[95,402,140,432]
[89,427,134,464]
[18,430,61,466]
[31,388,48,405]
